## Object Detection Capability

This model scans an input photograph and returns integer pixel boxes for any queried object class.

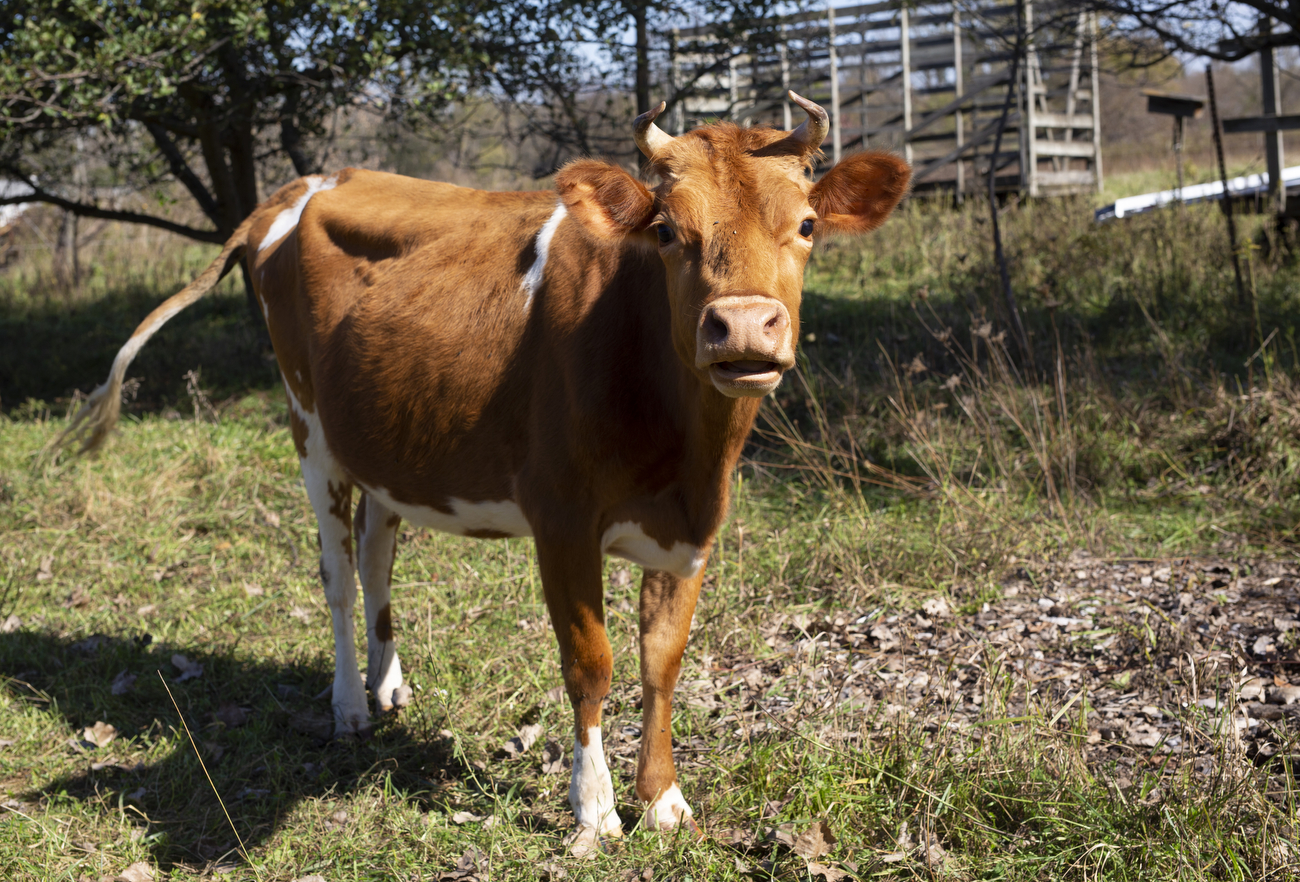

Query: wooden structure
[1221,17,1297,214]
[670,0,1103,197]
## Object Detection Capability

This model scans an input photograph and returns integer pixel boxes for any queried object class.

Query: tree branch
[143,121,221,224]
[0,183,223,243]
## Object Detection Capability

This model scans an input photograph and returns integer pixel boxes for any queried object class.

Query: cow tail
[56,218,254,455]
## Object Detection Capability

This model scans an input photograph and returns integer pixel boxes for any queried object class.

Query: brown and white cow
[62,93,909,850]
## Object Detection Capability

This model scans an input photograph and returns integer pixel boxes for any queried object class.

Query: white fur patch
[520,203,567,309]
[601,521,705,579]
[644,783,694,830]
[360,483,532,538]
[259,175,338,253]
[571,727,622,835]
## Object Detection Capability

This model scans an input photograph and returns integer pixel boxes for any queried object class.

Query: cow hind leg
[355,493,409,712]
[637,568,703,831]
[300,457,369,737]
[535,536,624,854]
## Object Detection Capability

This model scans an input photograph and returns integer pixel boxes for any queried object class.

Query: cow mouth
[714,359,780,377]
[708,359,784,397]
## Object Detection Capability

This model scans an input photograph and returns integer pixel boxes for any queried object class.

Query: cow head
[556,93,910,398]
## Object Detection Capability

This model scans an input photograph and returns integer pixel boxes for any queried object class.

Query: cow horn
[634,101,674,159]
[787,91,829,153]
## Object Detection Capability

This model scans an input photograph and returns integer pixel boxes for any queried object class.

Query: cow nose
[694,295,795,372]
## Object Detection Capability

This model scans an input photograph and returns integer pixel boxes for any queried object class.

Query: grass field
[2,185,1300,880]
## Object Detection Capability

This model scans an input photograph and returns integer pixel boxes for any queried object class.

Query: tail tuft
[52,219,250,456]
[56,378,125,455]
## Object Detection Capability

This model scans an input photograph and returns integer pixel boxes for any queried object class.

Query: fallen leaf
[545,684,566,703]
[62,587,91,608]
[111,671,137,696]
[0,739,14,749]
[214,702,248,728]
[793,819,836,860]
[243,582,264,597]
[289,711,333,739]
[502,722,543,758]
[171,654,203,682]
[71,634,107,654]
[291,877,327,882]
[136,604,156,617]
[541,740,566,774]
[214,541,233,552]
[0,614,20,633]
[289,606,312,624]
[115,862,154,882]
[36,555,53,581]
[808,863,850,882]
[450,810,485,825]
[438,847,487,881]
[126,787,145,801]
[83,721,117,748]
[921,597,951,618]
[1253,635,1276,656]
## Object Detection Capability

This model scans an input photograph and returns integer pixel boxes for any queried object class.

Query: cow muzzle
[694,295,795,398]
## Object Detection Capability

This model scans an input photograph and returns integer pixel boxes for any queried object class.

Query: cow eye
[799,218,815,238]
[656,224,675,245]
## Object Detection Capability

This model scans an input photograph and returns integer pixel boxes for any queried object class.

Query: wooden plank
[1035,170,1095,186]
[1033,112,1094,129]
[1033,139,1096,158]
[1222,114,1300,134]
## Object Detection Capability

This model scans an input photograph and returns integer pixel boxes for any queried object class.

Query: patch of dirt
[609,556,1300,791]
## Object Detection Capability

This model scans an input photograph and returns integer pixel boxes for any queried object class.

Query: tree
[1074,1,1300,63]
[0,0,492,243]
[482,0,792,174]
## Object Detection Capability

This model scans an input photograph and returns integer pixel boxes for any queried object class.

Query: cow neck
[678,383,761,541]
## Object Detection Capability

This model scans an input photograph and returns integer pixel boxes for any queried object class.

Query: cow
[59,92,910,852]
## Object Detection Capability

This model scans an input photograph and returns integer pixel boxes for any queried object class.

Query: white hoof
[644,783,695,831]
[565,822,622,858]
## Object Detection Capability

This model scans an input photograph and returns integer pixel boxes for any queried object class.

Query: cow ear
[809,151,911,235]
[555,160,656,239]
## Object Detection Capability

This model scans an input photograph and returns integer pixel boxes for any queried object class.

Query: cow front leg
[354,493,408,712]
[535,536,623,854]
[301,459,368,737]
[637,568,703,831]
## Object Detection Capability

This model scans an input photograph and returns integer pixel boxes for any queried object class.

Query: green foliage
[0,0,492,236]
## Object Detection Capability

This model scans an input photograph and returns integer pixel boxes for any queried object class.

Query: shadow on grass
[0,285,279,416]
[0,628,480,872]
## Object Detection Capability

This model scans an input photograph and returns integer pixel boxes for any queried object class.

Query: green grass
[2,189,1300,878]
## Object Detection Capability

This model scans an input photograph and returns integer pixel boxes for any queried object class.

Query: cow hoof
[391,684,414,708]
[564,824,620,858]
[643,783,696,832]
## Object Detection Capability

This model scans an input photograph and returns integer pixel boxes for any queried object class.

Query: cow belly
[601,521,705,579]
[359,483,533,538]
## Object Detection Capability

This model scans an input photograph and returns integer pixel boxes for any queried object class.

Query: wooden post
[669,28,683,136]
[953,4,964,201]
[1260,16,1286,214]
[901,5,912,164]
[859,26,869,149]
[828,1,842,164]
[1023,0,1039,196]
[780,30,792,130]
[1090,12,1103,192]
[1207,66,1249,308]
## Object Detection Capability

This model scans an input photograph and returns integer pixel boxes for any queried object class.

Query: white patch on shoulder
[258,175,338,253]
[359,483,532,538]
[520,203,567,310]
[601,521,704,579]
[644,783,694,831]
[571,726,622,836]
